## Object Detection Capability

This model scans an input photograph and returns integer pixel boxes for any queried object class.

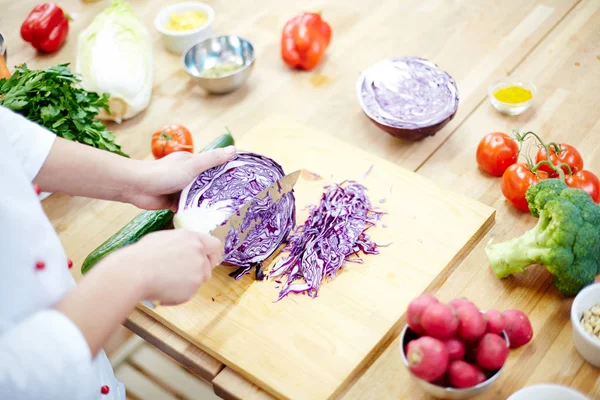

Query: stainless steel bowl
[183,35,255,94]
[400,324,507,399]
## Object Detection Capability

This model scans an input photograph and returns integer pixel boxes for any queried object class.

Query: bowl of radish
[400,295,534,399]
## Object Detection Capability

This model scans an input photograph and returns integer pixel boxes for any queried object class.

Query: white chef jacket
[0,106,125,400]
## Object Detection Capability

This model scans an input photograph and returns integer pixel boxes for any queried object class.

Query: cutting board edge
[135,304,300,400]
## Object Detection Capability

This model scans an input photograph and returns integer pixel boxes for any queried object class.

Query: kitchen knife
[142,169,301,309]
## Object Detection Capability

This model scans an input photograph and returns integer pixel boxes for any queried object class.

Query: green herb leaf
[0,63,128,157]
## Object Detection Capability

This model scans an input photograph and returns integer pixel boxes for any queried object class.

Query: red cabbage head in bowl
[357,57,459,141]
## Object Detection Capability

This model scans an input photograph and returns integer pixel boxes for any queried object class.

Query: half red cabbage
[270,181,384,300]
[356,57,459,141]
[174,151,296,279]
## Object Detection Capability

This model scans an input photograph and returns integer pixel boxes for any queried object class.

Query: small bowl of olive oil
[488,80,536,116]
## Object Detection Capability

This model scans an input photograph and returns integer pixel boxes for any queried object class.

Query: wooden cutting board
[139,114,495,400]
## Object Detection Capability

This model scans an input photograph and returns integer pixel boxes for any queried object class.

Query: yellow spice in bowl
[166,10,208,32]
[493,85,533,104]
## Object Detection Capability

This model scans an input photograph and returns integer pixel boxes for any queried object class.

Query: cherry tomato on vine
[151,125,194,159]
[501,163,548,212]
[476,132,519,177]
[535,143,583,176]
[565,170,600,203]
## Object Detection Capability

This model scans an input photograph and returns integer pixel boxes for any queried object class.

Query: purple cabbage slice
[174,151,296,278]
[270,181,384,300]
[356,57,459,140]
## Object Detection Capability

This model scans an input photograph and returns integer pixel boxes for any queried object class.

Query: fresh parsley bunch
[0,63,128,156]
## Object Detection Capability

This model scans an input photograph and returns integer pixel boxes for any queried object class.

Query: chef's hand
[127,146,236,211]
[114,229,223,305]
[56,228,223,358]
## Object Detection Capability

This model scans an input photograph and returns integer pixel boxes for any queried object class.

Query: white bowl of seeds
[571,283,600,367]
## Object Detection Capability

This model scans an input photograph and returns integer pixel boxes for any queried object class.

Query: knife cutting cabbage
[173,170,300,262]
[143,169,301,309]
[173,152,297,279]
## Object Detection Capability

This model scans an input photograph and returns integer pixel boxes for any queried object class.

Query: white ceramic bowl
[507,384,589,400]
[488,79,536,116]
[154,2,215,55]
[571,282,600,367]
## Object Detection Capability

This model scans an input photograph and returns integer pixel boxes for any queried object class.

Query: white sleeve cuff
[0,309,95,400]
[1,106,57,181]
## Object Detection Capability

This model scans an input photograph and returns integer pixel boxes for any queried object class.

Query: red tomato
[535,143,583,176]
[501,164,548,212]
[151,125,194,159]
[565,170,600,203]
[476,132,519,177]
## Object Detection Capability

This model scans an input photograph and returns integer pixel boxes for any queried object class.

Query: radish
[502,309,533,348]
[475,333,509,370]
[449,297,477,310]
[485,310,505,335]
[444,338,466,361]
[456,305,487,341]
[406,336,449,382]
[421,303,459,339]
[448,361,486,389]
[407,295,439,334]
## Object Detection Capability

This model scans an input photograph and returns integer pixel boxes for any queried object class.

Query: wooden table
[2,0,600,398]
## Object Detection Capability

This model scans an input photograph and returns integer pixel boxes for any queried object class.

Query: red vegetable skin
[406,336,449,382]
[476,132,519,177]
[449,298,477,311]
[20,3,70,53]
[535,143,583,176]
[565,170,600,203]
[445,338,466,361]
[501,163,548,212]
[448,361,486,389]
[456,305,487,341]
[407,295,439,334]
[431,375,450,388]
[484,310,505,335]
[421,303,459,339]
[502,309,533,348]
[475,333,509,370]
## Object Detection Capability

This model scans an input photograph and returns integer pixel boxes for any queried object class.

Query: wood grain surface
[138,115,494,399]
[1,0,598,398]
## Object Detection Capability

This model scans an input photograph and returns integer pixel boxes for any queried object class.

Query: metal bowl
[400,324,507,399]
[183,35,255,94]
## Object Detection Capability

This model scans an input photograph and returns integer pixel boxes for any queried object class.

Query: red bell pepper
[20,3,69,53]
[281,12,332,71]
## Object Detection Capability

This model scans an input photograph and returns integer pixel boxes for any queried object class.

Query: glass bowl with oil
[488,80,536,116]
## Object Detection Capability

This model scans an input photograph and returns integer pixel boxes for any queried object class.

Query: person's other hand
[111,229,223,305]
[127,146,236,211]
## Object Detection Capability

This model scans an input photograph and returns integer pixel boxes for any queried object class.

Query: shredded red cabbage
[176,152,296,278]
[270,181,384,300]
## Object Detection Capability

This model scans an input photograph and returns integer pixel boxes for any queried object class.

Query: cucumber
[81,131,235,274]
[81,210,174,274]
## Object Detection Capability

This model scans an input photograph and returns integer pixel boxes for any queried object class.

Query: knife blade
[210,169,301,263]
[142,170,301,310]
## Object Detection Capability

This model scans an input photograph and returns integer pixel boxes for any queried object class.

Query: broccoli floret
[486,179,600,296]
[526,178,567,217]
